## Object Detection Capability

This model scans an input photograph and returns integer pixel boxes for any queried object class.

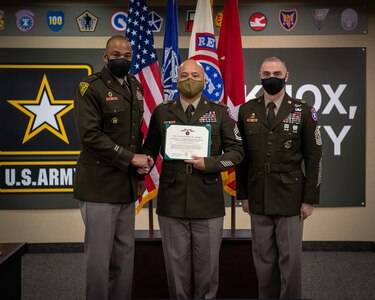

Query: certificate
[164,124,211,160]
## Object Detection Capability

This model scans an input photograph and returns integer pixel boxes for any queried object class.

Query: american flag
[126,0,163,213]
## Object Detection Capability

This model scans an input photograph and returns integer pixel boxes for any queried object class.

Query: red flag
[217,0,245,196]
[126,0,164,213]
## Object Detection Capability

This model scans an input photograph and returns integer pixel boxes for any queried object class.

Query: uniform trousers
[80,201,135,300]
[251,214,303,299]
[158,216,224,299]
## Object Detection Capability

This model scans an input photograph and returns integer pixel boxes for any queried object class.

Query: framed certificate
[164,124,211,160]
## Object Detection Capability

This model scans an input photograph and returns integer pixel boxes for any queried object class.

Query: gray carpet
[22,252,375,300]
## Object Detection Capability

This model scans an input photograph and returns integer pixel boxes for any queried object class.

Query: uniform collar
[180,97,201,112]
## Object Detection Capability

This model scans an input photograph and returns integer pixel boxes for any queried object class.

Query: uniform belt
[253,163,299,174]
[163,163,198,175]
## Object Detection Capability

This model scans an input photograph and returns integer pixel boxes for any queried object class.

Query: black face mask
[261,77,286,95]
[107,58,131,78]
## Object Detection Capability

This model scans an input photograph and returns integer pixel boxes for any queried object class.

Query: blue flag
[161,0,181,101]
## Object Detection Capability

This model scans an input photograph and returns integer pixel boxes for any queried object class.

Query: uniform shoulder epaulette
[128,74,140,84]
[78,73,101,96]
[211,100,227,108]
[155,100,173,109]
[85,72,101,83]
[294,98,311,108]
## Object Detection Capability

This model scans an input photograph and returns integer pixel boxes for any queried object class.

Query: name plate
[164,124,211,160]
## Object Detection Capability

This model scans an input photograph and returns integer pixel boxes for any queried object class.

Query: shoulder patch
[311,107,318,121]
[79,82,90,96]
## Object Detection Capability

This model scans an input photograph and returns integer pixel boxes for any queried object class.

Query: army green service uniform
[73,66,144,300]
[142,97,244,299]
[236,94,322,299]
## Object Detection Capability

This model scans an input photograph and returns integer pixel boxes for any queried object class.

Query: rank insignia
[284,140,292,149]
[279,9,298,31]
[315,127,322,146]
[79,82,89,96]
[199,111,217,123]
[111,117,119,125]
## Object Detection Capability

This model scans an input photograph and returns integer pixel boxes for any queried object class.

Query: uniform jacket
[236,94,322,216]
[142,97,244,218]
[73,67,144,203]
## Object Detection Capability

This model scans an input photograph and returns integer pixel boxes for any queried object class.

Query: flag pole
[231,195,236,234]
[148,198,154,236]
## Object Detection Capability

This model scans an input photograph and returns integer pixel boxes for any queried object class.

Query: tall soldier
[73,35,152,300]
[140,59,244,299]
[236,57,322,299]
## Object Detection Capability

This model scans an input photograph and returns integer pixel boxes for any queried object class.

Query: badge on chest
[199,111,217,123]
[246,112,258,123]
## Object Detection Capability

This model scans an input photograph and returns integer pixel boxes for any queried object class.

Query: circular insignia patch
[111,11,128,32]
[16,9,35,32]
[249,12,267,31]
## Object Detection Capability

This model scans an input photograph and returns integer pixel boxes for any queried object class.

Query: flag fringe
[136,188,159,214]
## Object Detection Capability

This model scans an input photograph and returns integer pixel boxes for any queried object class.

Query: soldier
[141,59,244,299]
[236,56,322,299]
[73,35,152,300]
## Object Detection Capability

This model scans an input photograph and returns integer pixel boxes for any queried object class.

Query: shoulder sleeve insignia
[311,107,318,121]
[79,82,90,96]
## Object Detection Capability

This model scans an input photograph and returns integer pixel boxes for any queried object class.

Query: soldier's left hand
[184,155,205,171]
[300,203,314,220]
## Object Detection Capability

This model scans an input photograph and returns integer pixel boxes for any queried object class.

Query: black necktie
[267,102,276,127]
[186,104,194,123]
[123,80,130,93]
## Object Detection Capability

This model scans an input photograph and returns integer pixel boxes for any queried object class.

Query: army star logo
[7,74,74,144]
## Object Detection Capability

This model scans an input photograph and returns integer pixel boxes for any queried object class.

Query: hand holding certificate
[164,124,211,160]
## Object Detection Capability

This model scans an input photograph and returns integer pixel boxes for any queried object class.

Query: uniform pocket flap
[103,105,126,114]
[247,124,260,135]
[203,174,221,184]
[280,172,303,184]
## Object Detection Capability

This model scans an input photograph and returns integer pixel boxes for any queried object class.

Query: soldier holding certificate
[141,59,244,299]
